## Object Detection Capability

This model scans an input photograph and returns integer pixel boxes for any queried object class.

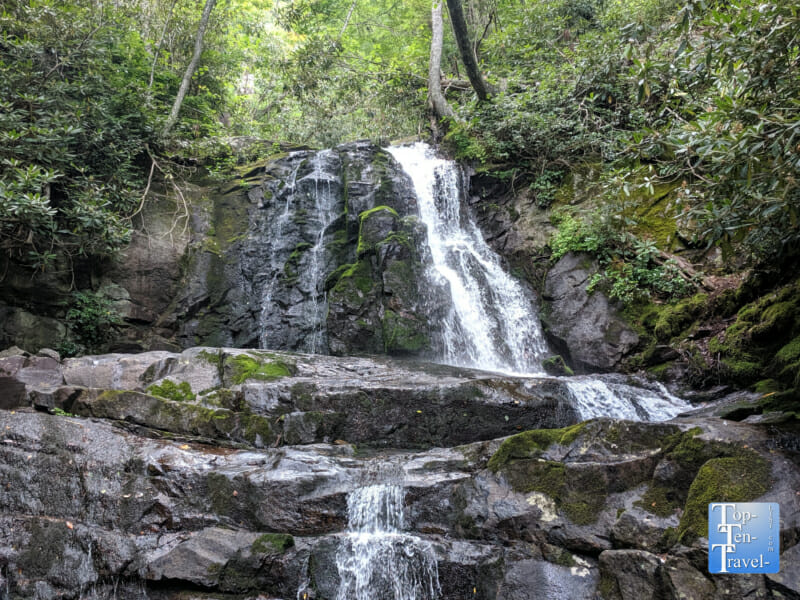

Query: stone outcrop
[541,252,640,372]
[1,349,799,599]
[0,141,440,358]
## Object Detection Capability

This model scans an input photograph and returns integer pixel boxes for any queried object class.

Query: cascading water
[388,142,689,421]
[334,484,440,600]
[388,143,547,374]
[259,150,341,353]
[303,150,340,353]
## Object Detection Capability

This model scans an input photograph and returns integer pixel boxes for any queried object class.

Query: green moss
[541,355,574,376]
[678,451,770,540]
[487,422,588,471]
[241,414,273,446]
[283,242,313,282]
[382,309,429,353]
[252,533,294,554]
[552,548,576,568]
[634,484,680,517]
[652,293,708,342]
[198,349,224,367]
[146,379,196,402]
[226,353,294,385]
[328,259,376,305]
[357,205,399,255]
[708,280,800,387]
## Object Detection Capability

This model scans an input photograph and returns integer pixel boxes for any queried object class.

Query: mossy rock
[382,309,429,354]
[252,533,294,554]
[487,422,588,470]
[328,260,376,305]
[357,206,399,256]
[708,280,800,387]
[678,451,770,540]
[224,353,295,385]
[652,294,708,343]
[541,355,574,376]
[146,379,196,402]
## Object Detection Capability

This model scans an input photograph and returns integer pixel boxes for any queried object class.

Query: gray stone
[542,252,639,372]
[497,558,597,600]
[144,527,260,587]
[35,348,60,361]
[599,549,664,600]
[0,308,67,354]
[766,542,800,597]
[0,346,28,358]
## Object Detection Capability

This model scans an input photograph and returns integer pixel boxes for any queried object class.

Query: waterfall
[259,149,341,353]
[388,142,690,420]
[565,376,688,421]
[387,143,547,374]
[335,484,440,600]
[304,149,340,354]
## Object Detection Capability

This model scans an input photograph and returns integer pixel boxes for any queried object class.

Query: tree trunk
[445,0,491,102]
[428,1,454,123]
[162,0,217,137]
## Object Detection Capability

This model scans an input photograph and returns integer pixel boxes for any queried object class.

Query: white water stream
[387,142,689,423]
[333,484,440,600]
[388,143,547,374]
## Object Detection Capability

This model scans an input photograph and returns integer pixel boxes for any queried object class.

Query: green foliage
[64,290,123,355]
[50,407,76,417]
[0,0,157,268]
[147,379,197,402]
[550,208,695,304]
[622,0,800,263]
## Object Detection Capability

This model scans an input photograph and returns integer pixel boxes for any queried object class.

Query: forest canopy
[0,0,798,272]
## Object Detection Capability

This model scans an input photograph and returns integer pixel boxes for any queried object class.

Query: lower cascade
[333,484,440,600]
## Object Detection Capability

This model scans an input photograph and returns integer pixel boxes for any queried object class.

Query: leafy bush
[551,209,695,304]
[64,290,123,355]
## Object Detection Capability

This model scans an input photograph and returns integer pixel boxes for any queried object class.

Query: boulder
[542,252,639,372]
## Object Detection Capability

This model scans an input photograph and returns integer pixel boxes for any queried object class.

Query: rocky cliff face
[1,348,798,599]
[0,141,440,359]
[165,141,441,358]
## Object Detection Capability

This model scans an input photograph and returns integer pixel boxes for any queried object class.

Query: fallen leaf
[180,444,190,450]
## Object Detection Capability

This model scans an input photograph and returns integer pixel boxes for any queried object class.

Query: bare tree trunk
[445,0,491,102]
[428,1,454,122]
[162,0,217,137]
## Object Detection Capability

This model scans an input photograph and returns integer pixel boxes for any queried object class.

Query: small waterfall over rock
[334,484,441,600]
[565,375,688,421]
[388,143,547,373]
[258,149,343,352]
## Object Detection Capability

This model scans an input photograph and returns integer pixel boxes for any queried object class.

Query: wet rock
[766,542,800,597]
[497,557,597,600]
[598,549,664,600]
[542,252,639,372]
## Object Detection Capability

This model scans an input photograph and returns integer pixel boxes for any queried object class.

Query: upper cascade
[388,143,547,374]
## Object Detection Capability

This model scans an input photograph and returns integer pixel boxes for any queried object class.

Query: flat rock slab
[6,347,583,449]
